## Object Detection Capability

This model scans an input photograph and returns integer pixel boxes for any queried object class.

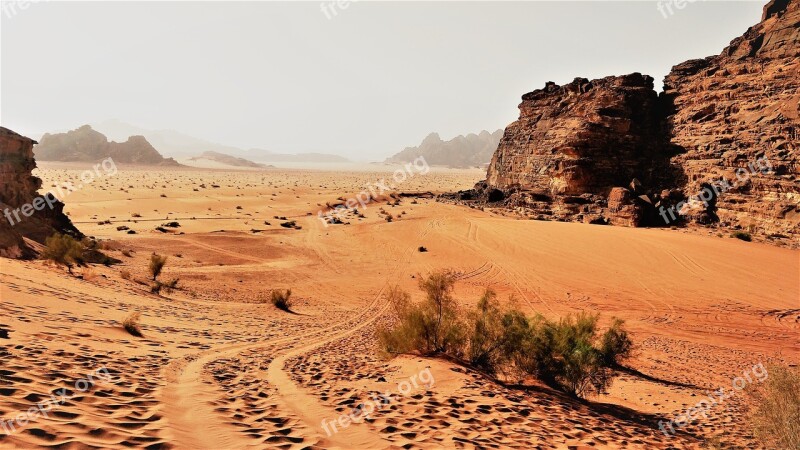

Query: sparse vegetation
[149,254,167,281]
[122,312,143,337]
[270,289,293,311]
[41,233,84,274]
[379,271,633,398]
[747,364,800,449]
[120,269,132,280]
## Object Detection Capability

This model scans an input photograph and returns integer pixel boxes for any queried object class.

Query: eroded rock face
[663,0,799,237]
[483,73,679,224]
[487,73,674,193]
[35,125,181,166]
[478,0,798,239]
[0,127,80,258]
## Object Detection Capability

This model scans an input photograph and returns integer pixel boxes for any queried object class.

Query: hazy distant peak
[387,129,503,168]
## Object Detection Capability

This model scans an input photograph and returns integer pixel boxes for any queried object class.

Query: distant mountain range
[35,125,181,166]
[387,130,503,168]
[189,151,271,168]
[92,120,349,163]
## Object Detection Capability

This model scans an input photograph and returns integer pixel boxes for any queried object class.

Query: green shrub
[516,312,620,397]
[149,253,167,281]
[599,318,633,367]
[41,233,84,274]
[379,272,465,357]
[748,364,800,449]
[467,289,513,374]
[379,271,632,398]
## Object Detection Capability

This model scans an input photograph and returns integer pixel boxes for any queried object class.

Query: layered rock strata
[469,0,798,238]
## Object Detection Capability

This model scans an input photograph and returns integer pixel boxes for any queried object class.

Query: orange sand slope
[1,165,797,449]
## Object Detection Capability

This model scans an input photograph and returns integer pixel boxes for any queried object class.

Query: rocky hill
[189,151,270,168]
[35,125,181,166]
[0,127,81,258]
[387,130,503,168]
[466,0,798,240]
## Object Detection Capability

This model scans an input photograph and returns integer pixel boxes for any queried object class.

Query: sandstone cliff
[388,130,503,168]
[35,125,181,166]
[663,0,799,236]
[471,0,798,240]
[0,127,81,258]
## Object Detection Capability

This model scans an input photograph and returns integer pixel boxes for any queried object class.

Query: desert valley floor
[0,163,798,449]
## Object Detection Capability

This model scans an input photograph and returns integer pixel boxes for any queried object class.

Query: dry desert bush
[270,289,293,312]
[122,312,143,337]
[149,253,167,281]
[379,270,633,398]
[747,364,800,449]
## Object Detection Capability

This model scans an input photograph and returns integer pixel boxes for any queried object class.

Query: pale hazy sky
[1,1,764,160]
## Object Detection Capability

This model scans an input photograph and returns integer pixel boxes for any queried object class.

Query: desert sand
[1,162,797,449]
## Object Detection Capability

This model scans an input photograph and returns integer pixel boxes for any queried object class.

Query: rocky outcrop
[483,74,679,225]
[663,0,799,237]
[388,130,503,168]
[469,0,798,240]
[0,127,81,258]
[35,125,181,166]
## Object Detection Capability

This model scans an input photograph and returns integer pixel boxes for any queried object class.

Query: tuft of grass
[731,231,752,242]
[122,312,143,337]
[120,270,132,280]
[747,364,800,449]
[149,254,167,281]
[270,289,293,311]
